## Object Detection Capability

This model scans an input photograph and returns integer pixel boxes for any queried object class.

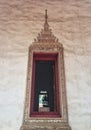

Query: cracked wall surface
[0,0,91,130]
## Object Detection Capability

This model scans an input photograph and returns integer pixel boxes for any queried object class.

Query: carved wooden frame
[20,42,71,130]
[20,10,71,130]
[30,52,60,117]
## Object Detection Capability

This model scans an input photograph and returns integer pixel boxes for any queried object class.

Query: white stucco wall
[0,0,91,130]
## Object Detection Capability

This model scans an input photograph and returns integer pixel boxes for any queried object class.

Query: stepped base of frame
[20,121,71,130]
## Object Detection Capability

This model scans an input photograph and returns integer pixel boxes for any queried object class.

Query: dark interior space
[34,60,56,112]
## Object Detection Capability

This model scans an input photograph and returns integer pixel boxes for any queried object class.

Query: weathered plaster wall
[0,0,91,130]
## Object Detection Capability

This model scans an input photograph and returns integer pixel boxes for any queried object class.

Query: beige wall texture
[0,0,91,130]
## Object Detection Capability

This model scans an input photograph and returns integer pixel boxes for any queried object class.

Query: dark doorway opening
[30,53,60,117]
[34,60,56,112]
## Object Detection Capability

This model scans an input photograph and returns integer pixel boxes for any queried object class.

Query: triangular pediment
[33,10,60,44]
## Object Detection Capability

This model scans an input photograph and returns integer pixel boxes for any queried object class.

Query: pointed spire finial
[34,10,59,43]
[45,9,48,24]
[44,9,49,30]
